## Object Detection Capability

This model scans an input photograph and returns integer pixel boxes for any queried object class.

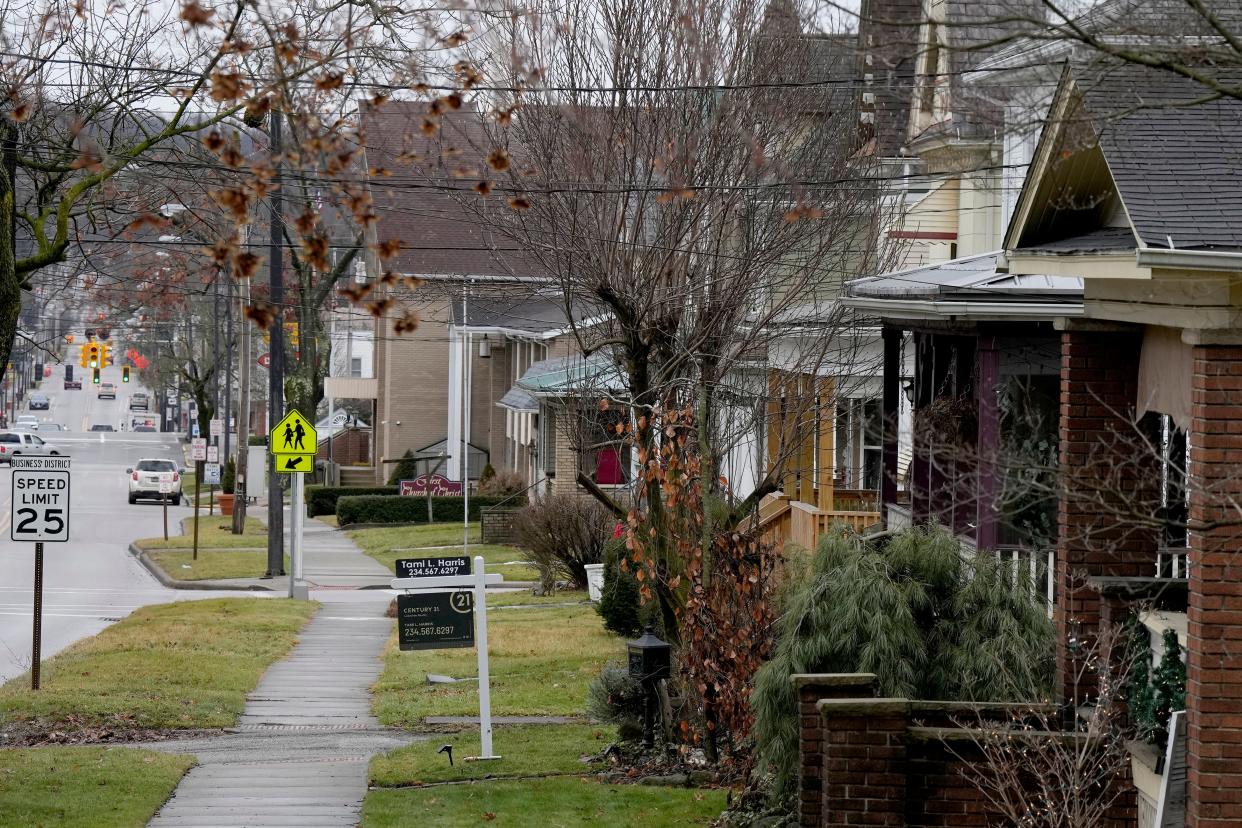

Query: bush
[387,449,420,486]
[597,537,660,639]
[221,456,236,495]
[336,494,510,526]
[306,485,398,516]
[248,435,267,446]
[585,660,647,741]
[479,469,526,498]
[512,493,613,591]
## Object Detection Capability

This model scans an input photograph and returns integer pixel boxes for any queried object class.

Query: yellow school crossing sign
[271,410,317,474]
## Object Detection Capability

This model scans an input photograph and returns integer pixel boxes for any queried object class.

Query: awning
[497,386,539,412]
[324,376,378,399]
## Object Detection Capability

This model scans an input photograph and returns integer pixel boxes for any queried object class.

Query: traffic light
[92,367,101,384]
[122,366,131,383]
[101,343,112,367]
[87,343,100,369]
[78,344,88,368]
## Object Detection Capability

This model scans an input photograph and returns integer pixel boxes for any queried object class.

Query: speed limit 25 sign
[10,456,71,542]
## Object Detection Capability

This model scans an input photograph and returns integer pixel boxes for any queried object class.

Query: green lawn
[135,517,268,551]
[0,598,316,734]
[487,590,591,608]
[0,747,193,828]
[372,603,623,728]
[361,779,726,827]
[371,724,611,786]
[147,549,290,581]
[349,524,538,582]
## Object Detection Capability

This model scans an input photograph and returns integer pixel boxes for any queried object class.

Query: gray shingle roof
[1082,67,1242,250]
[847,251,1082,302]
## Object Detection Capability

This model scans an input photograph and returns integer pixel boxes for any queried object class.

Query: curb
[128,542,276,592]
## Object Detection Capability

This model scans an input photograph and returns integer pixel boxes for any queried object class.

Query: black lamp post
[627,627,671,749]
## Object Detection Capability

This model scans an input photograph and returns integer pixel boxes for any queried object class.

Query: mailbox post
[627,627,671,749]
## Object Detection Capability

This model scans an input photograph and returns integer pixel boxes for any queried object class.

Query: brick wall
[1056,330,1161,703]
[1186,344,1242,827]
[799,684,1138,828]
[316,427,370,466]
[793,673,877,826]
[481,507,520,544]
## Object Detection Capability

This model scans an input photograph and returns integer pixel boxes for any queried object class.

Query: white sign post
[392,558,502,761]
[10,456,71,690]
[207,445,219,464]
[190,438,207,462]
[210,418,223,437]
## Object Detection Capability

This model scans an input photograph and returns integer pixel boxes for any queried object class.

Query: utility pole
[233,248,251,533]
[266,111,285,576]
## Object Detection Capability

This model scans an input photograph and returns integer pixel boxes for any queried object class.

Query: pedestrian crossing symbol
[271,410,316,474]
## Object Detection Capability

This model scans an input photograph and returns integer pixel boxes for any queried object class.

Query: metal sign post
[10,456,72,690]
[271,410,315,599]
[392,556,502,760]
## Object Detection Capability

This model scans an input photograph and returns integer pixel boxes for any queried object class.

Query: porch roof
[842,252,1083,321]
[515,354,626,397]
[496,386,539,413]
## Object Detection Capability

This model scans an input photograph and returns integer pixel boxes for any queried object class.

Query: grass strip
[372,603,623,728]
[0,598,317,733]
[0,746,193,828]
[135,517,269,551]
[147,550,290,581]
[370,724,612,787]
[360,778,726,827]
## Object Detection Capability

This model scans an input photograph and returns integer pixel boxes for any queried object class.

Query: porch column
[799,374,816,505]
[1186,343,1242,828]
[1055,329,1160,705]
[881,327,900,514]
[816,377,835,512]
[975,336,1000,551]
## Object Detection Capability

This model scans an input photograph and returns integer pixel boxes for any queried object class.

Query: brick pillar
[1056,330,1161,705]
[1186,344,1242,827]
[818,698,909,827]
[793,674,876,827]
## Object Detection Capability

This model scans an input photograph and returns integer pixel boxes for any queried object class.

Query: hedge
[306,485,398,516]
[336,494,510,526]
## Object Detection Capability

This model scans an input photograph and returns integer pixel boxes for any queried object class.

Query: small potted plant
[219,456,237,516]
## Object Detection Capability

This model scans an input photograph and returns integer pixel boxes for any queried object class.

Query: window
[0,434,19,444]
[137,460,177,472]
[349,357,363,378]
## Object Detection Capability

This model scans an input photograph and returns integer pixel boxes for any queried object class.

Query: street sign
[278,455,314,473]
[396,556,471,579]
[399,474,463,497]
[203,463,221,485]
[257,352,271,369]
[159,479,173,494]
[191,422,200,438]
[190,438,207,461]
[210,418,223,436]
[10,457,71,543]
[271,410,316,455]
[396,591,474,651]
[207,445,219,463]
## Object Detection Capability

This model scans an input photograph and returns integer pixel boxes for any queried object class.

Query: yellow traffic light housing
[87,343,100,369]
[79,344,88,368]
[92,367,101,384]
[101,343,112,367]
[122,366,131,383]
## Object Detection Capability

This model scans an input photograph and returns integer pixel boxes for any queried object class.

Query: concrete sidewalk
[143,599,416,828]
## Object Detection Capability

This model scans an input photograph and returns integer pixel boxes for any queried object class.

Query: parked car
[13,415,39,431]
[28,393,50,410]
[90,424,115,432]
[37,423,67,432]
[0,431,62,463]
[98,382,117,400]
[127,459,183,504]
[129,392,149,411]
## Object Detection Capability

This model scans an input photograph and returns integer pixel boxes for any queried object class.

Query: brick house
[361,102,583,488]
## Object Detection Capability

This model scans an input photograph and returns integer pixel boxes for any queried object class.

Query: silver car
[127,458,184,504]
[0,431,62,463]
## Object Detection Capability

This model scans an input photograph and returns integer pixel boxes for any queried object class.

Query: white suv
[127,459,184,505]
[0,431,62,463]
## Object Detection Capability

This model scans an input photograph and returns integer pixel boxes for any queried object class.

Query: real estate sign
[396,591,474,651]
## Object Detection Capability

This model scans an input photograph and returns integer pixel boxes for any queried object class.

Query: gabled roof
[449,290,599,338]
[1007,63,1242,255]
[843,251,1083,321]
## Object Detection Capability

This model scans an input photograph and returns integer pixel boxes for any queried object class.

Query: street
[0,365,252,683]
